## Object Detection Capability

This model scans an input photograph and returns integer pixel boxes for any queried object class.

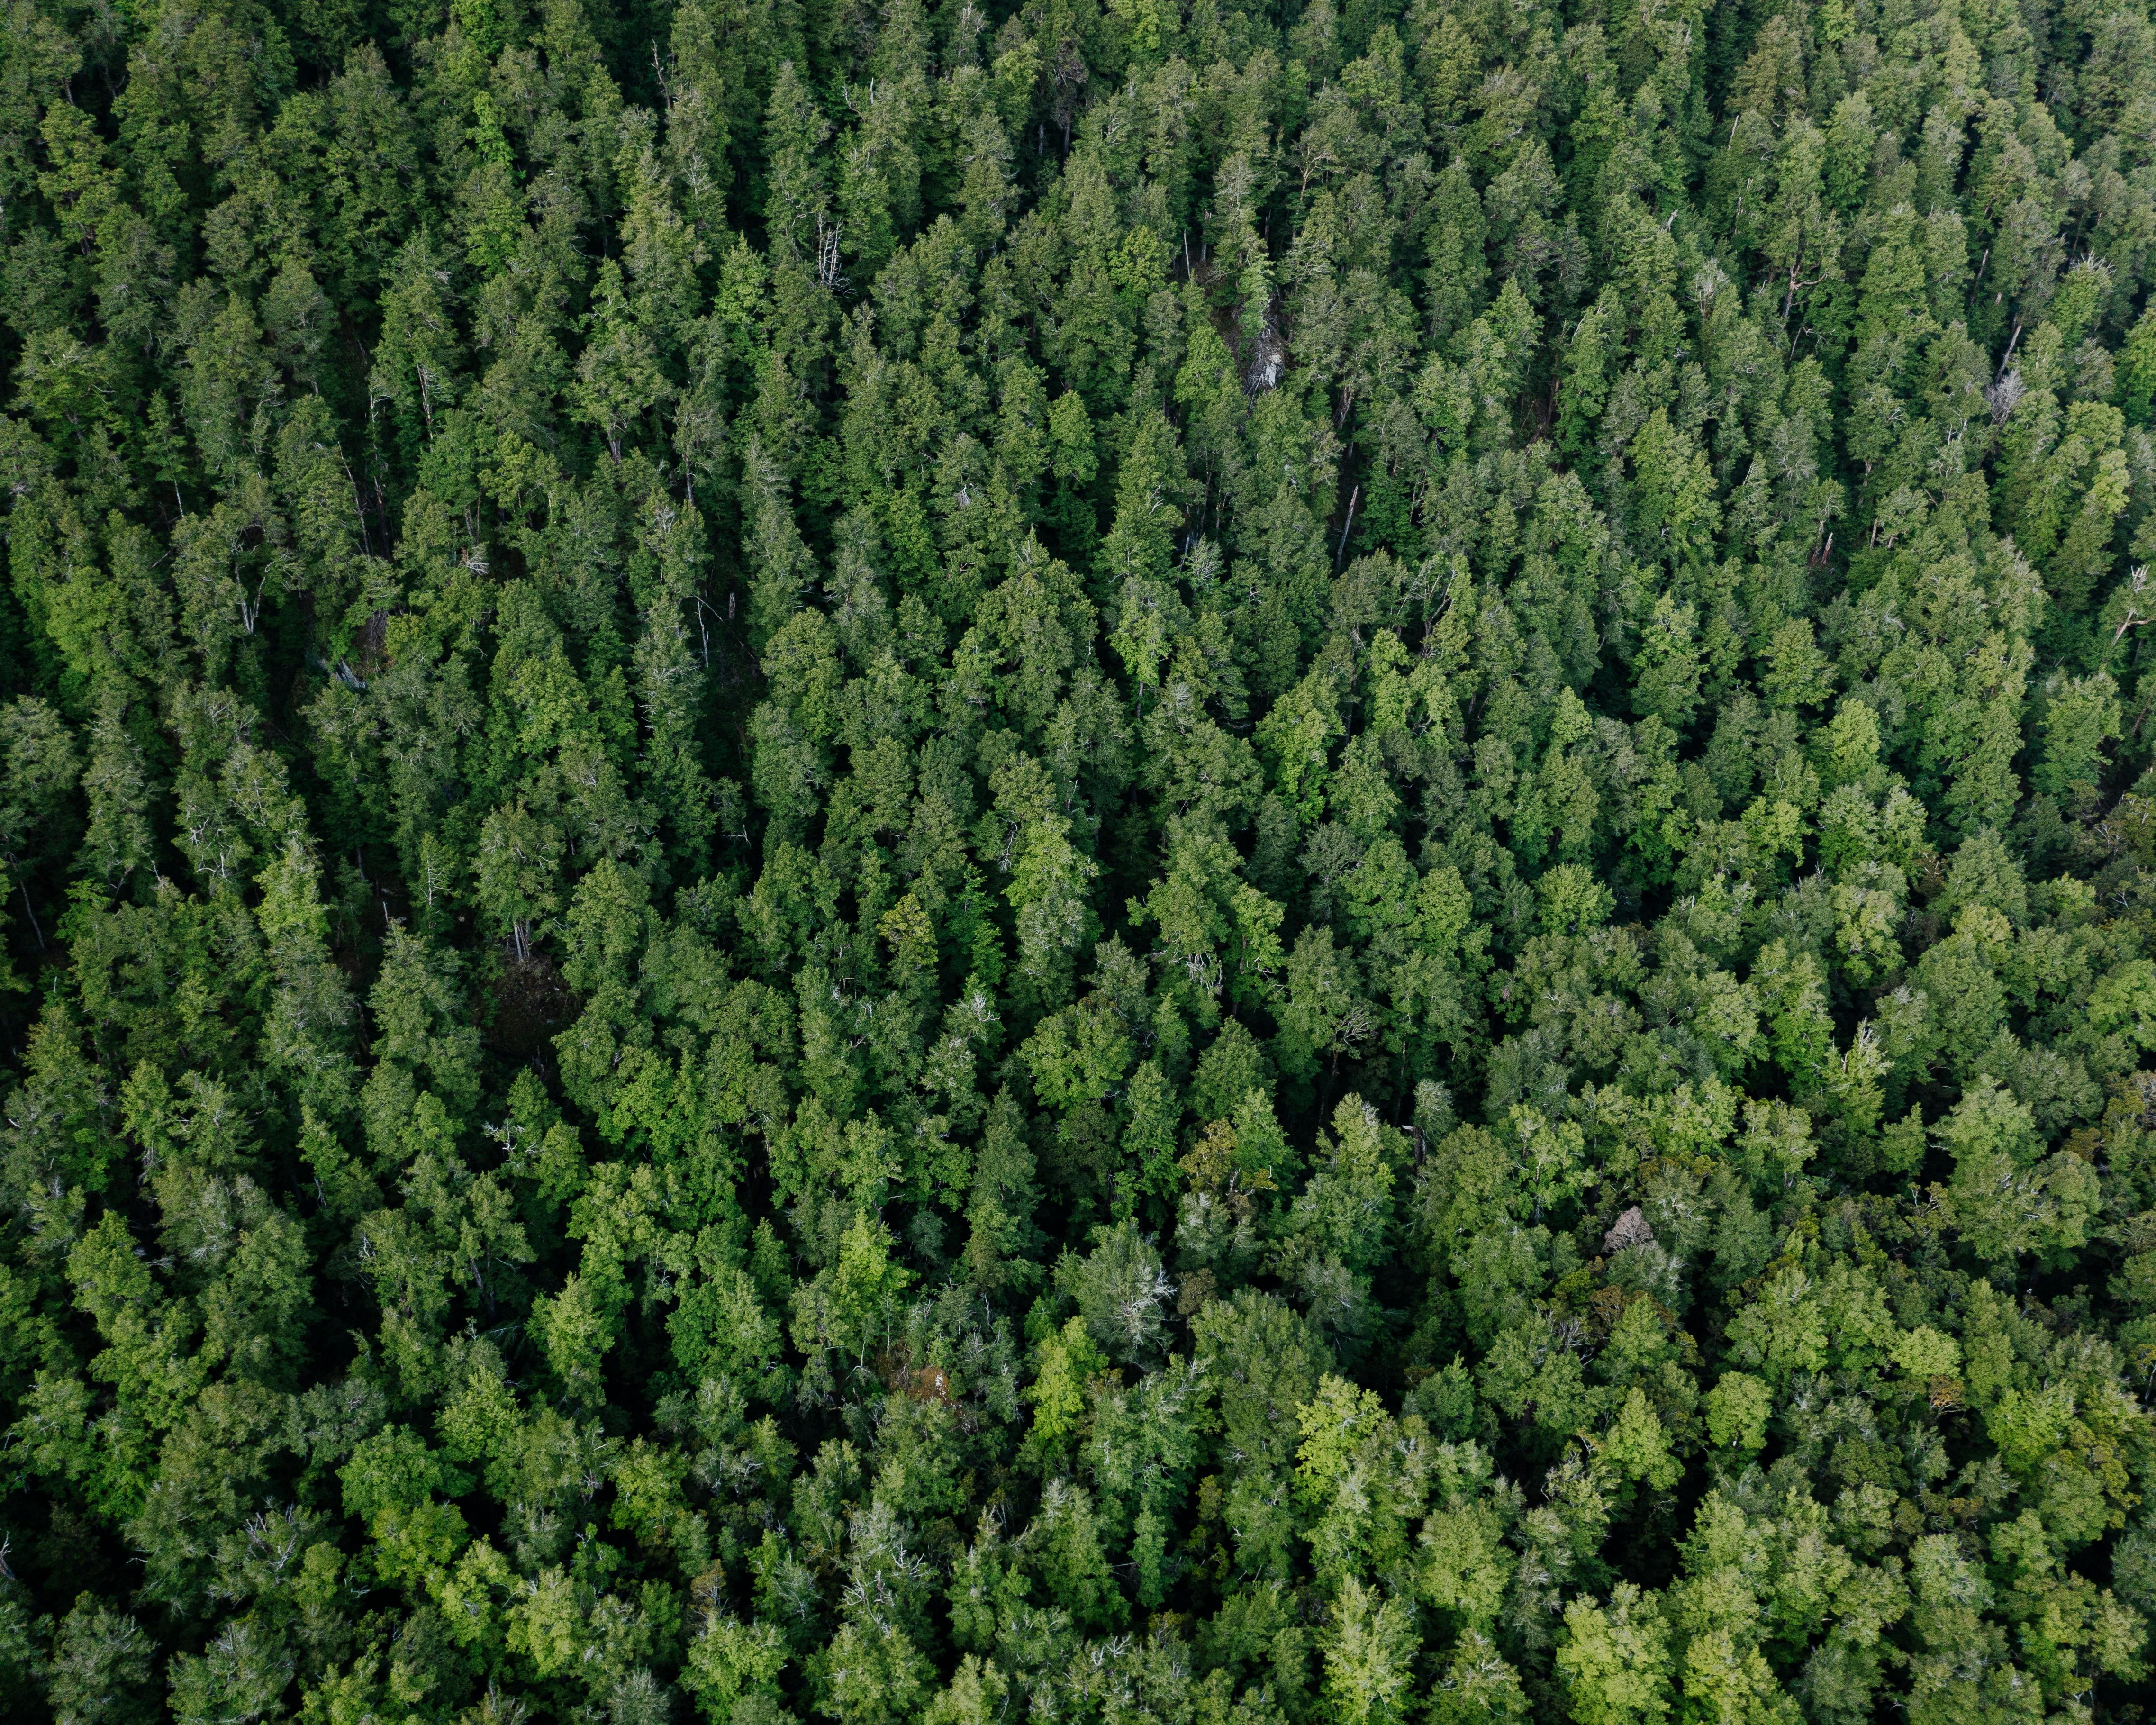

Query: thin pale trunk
[1336,484,1359,569]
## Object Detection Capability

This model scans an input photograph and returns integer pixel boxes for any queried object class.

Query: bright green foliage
[3,2,2156,1723]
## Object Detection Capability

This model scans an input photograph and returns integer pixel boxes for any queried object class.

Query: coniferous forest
[14,0,2156,1720]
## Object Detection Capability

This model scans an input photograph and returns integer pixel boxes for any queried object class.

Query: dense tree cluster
[9,0,2156,1720]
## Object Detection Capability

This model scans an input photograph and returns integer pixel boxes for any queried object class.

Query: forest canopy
[6,0,2156,1721]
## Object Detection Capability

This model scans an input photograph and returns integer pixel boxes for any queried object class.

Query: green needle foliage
[7,0,2156,1721]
